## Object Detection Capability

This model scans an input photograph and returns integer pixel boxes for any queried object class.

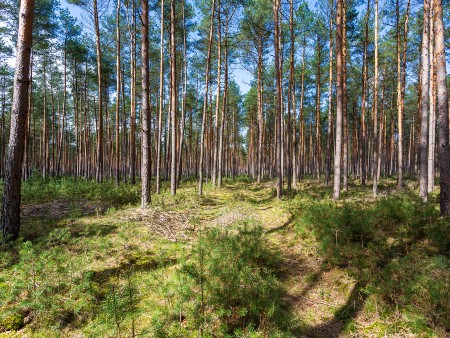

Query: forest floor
[0,176,449,337]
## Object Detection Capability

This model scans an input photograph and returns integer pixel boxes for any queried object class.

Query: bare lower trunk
[372,0,379,197]
[333,0,344,200]
[433,0,450,214]
[115,0,121,186]
[198,0,215,196]
[141,0,151,207]
[94,0,103,183]
[419,0,430,202]
[427,14,435,193]
[274,0,282,199]
[170,0,177,195]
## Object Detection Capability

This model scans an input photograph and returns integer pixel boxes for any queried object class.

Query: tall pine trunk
[433,0,450,214]
[333,0,344,200]
[141,0,151,207]
[1,0,34,242]
[419,0,430,202]
[170,0,177,195]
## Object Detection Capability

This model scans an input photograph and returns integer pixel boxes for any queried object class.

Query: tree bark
[212,0,221,186]
[156,0,164,192]
[372,0,379,196]
[177,0,188,186]
[419,0,430,202]
[1,0,34,242]
[274,0,282,199]
[141,0,151,207]
[360,0,369,187]
[333,0,344,200]
[427,12,435,193]
[326,5,333,187]
[115,0,121,186]
[433,0,450,214]
[199,0,215,196]
[93,0,103,183]
[170,0,177,195]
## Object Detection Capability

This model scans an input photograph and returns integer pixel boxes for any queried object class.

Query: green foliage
[289,191,450,332]
[153,223,286,336]
[19,175,140,207]
[1,178,447,336]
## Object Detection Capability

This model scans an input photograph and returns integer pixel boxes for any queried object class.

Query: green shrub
[177,223,284,335]
[290,192,449,333]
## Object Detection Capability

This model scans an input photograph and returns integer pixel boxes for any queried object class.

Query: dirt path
[212,182,359,338]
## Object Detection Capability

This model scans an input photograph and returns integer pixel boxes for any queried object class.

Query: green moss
[0,310,25,332]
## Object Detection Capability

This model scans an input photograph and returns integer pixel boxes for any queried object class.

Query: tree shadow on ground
[283,191,449,337]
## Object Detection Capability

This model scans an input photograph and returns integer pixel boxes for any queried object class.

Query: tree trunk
[43,58,48,178]
[274,0,282,199]
[1,0,34,242]
[93,0,103,183]
[212,0,221,186]
[419,0,430,202]
[177,0,187,186]
[342,2,348,192]
[170,0,177,195]
[198,0,215,196]
[115,0,121,186]
[427,13,435,193]
[218,14,230,188]
[257,38,263,183]
[372,0,379,196]
[360,0,369,187]
[156,0,164,192]
[333,0,344,200]
[129,0,136,184]
[433,0,450,214]
[326,5,333,187]
[141,0,151,207]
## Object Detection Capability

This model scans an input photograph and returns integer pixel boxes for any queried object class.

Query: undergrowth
[288,190,450,335]
[0,177,448,337]
[1,174,141,207]
[149,222,293,337]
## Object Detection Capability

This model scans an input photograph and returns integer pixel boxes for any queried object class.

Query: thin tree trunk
[342,2,348,192]
[419,0,430,202]
[433,0,450,214]
[93,0,103,183]
[141,0,151,207]
[274,0,282,199]
[128,0,136,184]
[57,48,67,176]
[156,0,164,192]
[218,14,230,188]
[115,0,121,186]
[326,5,333,187]
[427,13,435,193]
[257,38,263,183]
[315,36,322,181]
[170,0,177,195]
[360,0,369,187]
[372,0,379,196]
[333,0,344,200]
[177,0,187,186]
[212,0,221,186]
[43,58,48,178]
[198,0,215,196]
